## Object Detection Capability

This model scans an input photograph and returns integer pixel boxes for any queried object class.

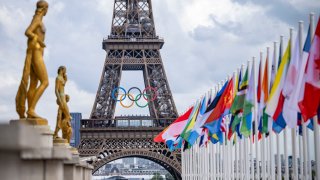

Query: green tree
[151,172,164,180]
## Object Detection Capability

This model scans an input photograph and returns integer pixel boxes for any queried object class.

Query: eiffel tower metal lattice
[79,0,181,179]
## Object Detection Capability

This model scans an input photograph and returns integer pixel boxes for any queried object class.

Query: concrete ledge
[10,120,54,149]
[0,121,92,180]
[0,123,41,151]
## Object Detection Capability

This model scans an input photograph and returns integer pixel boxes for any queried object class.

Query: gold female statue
[53,94,70,139]
[55,66,72,143]
[15,0,49,119]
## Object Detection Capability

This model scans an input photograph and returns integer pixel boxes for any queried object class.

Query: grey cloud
[0,0,319,119]
[231,0,319,26]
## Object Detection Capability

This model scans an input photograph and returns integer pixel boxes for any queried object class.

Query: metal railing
[80,117,174,129]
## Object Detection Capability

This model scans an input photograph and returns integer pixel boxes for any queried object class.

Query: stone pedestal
[10,119,53,148]
[64,154,93,180]
[0,121,93,180]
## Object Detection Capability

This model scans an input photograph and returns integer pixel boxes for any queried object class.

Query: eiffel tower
[79,0,181,179]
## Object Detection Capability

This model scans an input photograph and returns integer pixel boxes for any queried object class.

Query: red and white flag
[298,18,320,121]
[283,31,301,128]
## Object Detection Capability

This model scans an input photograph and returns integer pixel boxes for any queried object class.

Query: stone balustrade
[0,121,93,180]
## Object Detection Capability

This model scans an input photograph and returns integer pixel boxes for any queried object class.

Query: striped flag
[185,96,207,146]
[259,56,269,134]
[230,67,249,136]
[241,63,255,137]
[154,107,193,143]
[180,101,201,142]
[204,78,234,135]
[265,40,291,133]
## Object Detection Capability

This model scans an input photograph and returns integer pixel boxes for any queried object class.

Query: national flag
[231,68,248,114]
[269,42,279,132]
[154,107,193,143]
[241,63,255,137]
[270,46,278,88]
[265,39,291,133]
[210,130,224,144]
[228,70,242,139]
[187,82,229,146]
[255,60,262,140]
[282,30,302,128]
[199,128,209,147]
[204,78,234,134]
[278,39,283,69]
[258,56,270,134]
[284,23,313,133]
[180,101,201,142]
[204,80,228,114]
[230,67,249,136]
[233,133,237,145]
[298,18,320,121]
[184,96,207,146]
[207,90,212,107]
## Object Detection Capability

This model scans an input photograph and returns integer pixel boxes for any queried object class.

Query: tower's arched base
[79,137,181,180]
[92,149,181,179]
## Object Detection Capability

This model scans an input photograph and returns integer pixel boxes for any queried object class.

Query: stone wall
[0,121,93,180]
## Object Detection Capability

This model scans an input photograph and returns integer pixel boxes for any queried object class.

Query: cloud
[231,0,320,26]
[0,75,95,129]
[0,0,319,123]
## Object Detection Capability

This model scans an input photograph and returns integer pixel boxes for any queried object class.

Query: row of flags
[154,17,320,151]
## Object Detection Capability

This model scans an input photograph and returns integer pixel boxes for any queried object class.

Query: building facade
[70,112,82,147]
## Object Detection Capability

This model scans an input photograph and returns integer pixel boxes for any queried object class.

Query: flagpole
[251,57,256,180]
[308,12,320,180]
[221,79,225,180]
[187,146,189,180]
[259,51,267,180]
[295,22,302,179]
[244,60,250,180]
[226,108,230,179]
[299,134,303,179]
[186,145,188,180]
[184,145,186,180]
[280,34,290,180]
[234,68,240,180]
[232,71,236,180]
[269,41,277,180]
[275,35,283,180]
[206,129,208,179]
[299,20,310,179]
[253,57,260,180]
[209,130,212,180]
[192,140,194,179]
[240,64,245,180]
[199,138,202,180]
[265,46,271,180]
[289,26,299,180]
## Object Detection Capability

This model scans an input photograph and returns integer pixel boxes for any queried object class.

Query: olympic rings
[135,93,149,108]
[128,87,141,101]
[119,94,135,108]
[142,86,158,101]
[111,86,158,108]
[111,87,126,101]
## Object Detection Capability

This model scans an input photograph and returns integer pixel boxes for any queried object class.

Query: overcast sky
[0,0,319,129]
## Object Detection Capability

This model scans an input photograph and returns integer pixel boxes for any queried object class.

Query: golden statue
[15,0,49,120]
[54,66,72,143]
[53,94,70,138]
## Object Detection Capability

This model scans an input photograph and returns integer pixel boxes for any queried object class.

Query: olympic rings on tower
[111,86,158,108]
